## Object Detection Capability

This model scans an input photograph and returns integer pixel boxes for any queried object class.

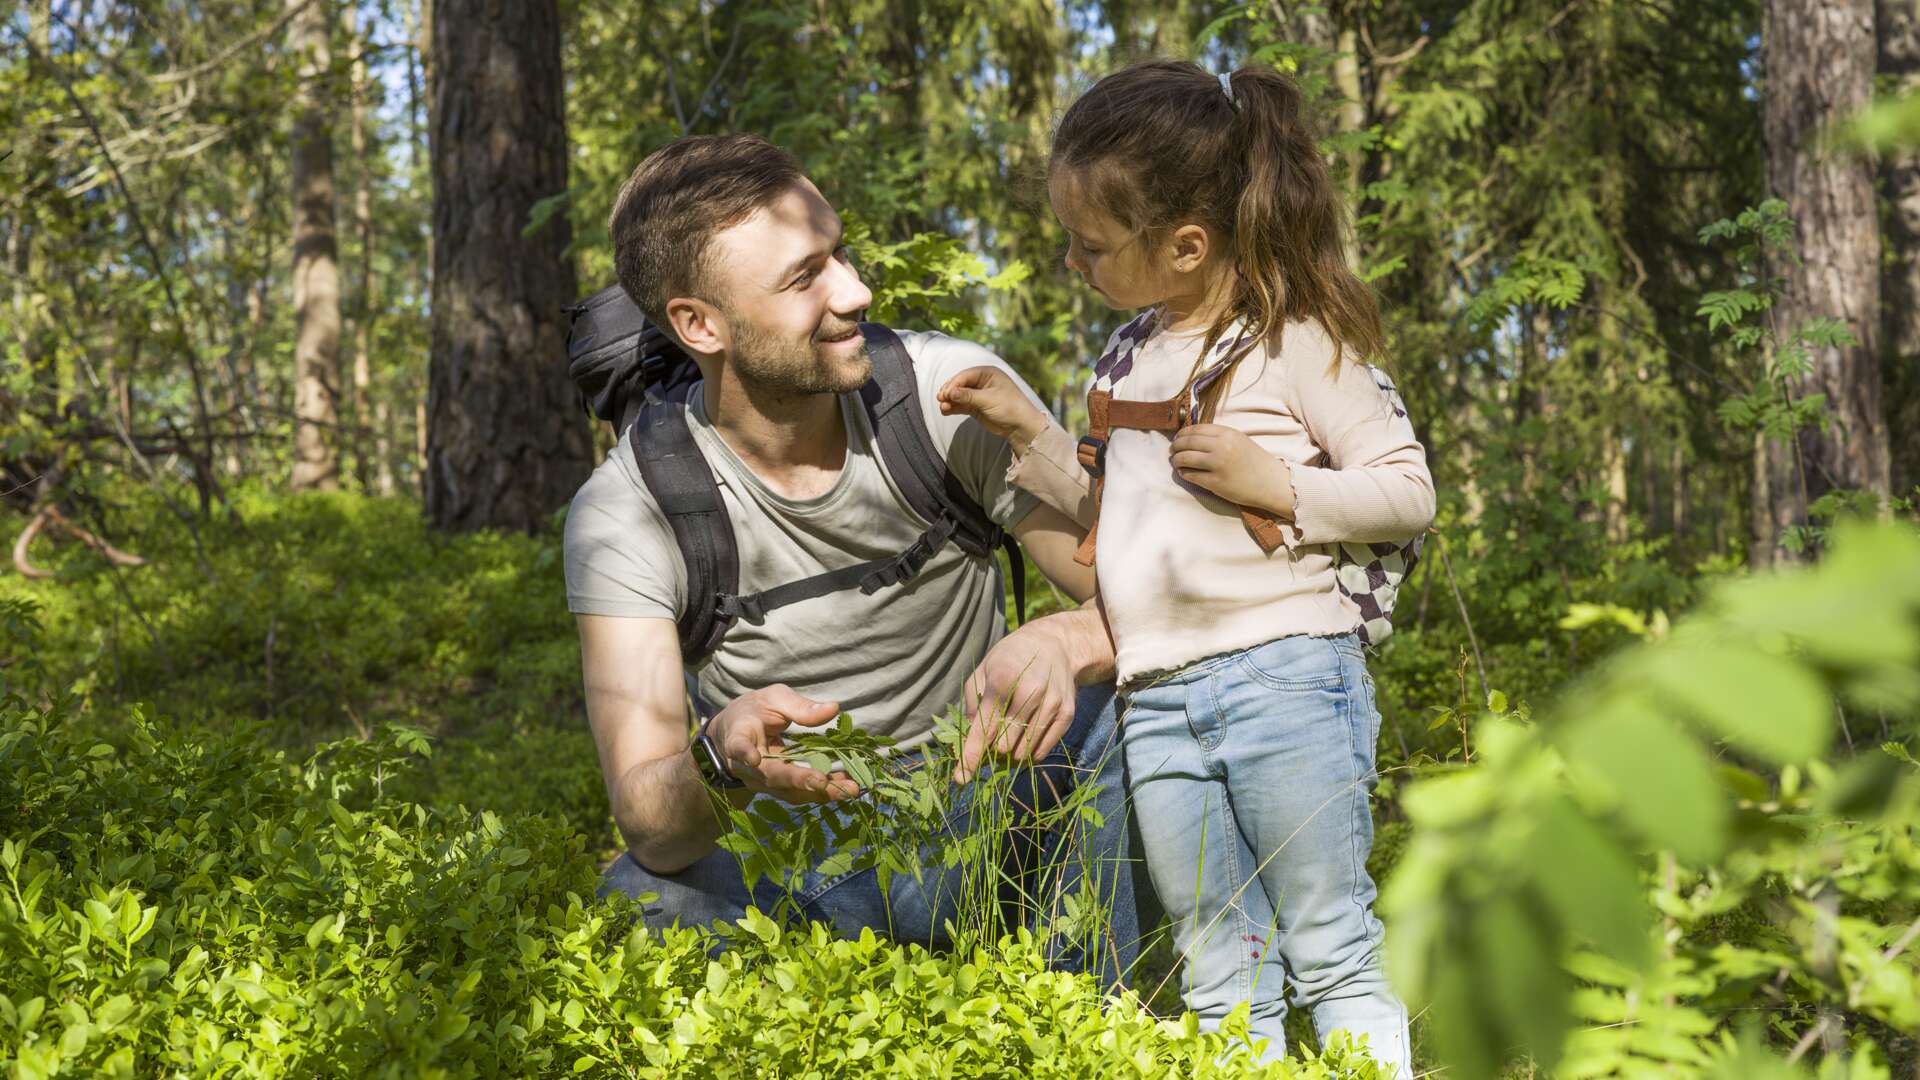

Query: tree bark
[1762,0,1888,558]
[288,0,342,491]
[425,0,589,531]
[1878,0,1920,499]
[348,0,376,490]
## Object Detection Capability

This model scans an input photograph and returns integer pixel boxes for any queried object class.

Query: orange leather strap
[1072,391,1112,567]
[1073,386,1287,567]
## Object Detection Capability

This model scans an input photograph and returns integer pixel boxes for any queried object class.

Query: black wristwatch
[692,720,746,790]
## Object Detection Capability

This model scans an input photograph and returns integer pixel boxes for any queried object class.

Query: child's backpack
[564,284,1025,664]
[1075,310,1422,647]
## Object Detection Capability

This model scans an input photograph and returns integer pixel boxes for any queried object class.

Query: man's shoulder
[563,430,672,556]
[889,327,1011,387]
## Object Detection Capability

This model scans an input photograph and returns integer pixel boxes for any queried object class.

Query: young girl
[938,61,1432,1074]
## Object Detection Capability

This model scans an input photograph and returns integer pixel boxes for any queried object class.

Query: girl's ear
[1166,223,1213,275]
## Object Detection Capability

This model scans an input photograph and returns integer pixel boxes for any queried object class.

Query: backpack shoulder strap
[857,323,1025,621]
[629,398,739,666]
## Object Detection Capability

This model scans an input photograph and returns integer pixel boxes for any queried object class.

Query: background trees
[422,0,590,532]
[4,0,1908,545]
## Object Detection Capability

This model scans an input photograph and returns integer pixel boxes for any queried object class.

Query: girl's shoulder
[1232,316,1337,395]
[1257,317,1411,421]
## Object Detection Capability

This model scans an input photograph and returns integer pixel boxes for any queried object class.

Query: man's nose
[827,258,873,316]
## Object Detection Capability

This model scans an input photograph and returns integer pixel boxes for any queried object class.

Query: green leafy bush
[1385,522,1920,1077]
[1,679,1377,1077]
[0,486,576,741]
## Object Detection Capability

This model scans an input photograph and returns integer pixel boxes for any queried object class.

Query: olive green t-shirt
[562,330,1043,750]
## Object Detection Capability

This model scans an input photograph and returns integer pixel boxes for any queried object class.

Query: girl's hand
[937,367,1048,451]
[1169,424,1297,518]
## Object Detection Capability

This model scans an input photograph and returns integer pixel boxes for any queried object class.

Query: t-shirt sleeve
[562,448,688,620]
[900,330,1044,529]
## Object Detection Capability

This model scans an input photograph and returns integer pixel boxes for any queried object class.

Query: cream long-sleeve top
[1009,315,1435,687]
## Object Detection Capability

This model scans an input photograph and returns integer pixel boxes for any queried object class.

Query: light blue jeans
[1121,632,1409,1076]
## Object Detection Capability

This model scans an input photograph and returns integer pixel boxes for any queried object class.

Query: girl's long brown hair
[1051,59,1383,377]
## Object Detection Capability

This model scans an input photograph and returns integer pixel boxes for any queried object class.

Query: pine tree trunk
[1878,0,1920,499]
[348,0,375,491]
[375,397,397,495]
[424,0,590,531]
[1671,440,1688,537]
[1762,0,1888,558]
[288,0,342,492]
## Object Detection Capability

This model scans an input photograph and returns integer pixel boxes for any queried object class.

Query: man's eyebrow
[774,223,846,286]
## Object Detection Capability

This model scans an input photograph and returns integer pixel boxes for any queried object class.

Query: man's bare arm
[577,615,734,873]
[578,614,864,875]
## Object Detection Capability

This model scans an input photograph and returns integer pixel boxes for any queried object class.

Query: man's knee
[598,850,751,934]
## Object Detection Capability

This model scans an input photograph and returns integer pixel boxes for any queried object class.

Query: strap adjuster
[1076,435,1107,478]
[858,516,952,594]
[715,592,767,626]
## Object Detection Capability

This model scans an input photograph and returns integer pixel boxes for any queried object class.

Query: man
[563,133,1139,981]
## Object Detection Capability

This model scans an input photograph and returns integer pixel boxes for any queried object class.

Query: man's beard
[725,308,872,397]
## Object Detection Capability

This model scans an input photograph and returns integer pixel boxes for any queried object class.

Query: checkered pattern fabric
[1335,366,1422,646]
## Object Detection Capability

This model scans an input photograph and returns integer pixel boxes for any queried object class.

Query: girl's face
[1048,169,1184,312]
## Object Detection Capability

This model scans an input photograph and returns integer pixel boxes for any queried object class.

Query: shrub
[1,686,1374,1077]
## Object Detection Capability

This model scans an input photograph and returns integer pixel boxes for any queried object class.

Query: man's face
[701,180,875,396]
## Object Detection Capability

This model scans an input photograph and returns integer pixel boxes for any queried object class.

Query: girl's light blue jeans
[1121,631,1410,1076]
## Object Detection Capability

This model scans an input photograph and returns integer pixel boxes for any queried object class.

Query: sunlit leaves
[1388,522,1920,1078]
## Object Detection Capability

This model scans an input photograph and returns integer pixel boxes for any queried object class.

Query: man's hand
[1169,423,1297,518]
[952,621,1079,784]
[709,684,862,803]
[937,366,1049,452]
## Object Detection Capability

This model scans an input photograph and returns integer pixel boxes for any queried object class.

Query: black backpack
[565,284,1025,665]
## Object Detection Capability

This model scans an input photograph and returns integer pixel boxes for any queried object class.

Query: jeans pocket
[1236,635,1345,691]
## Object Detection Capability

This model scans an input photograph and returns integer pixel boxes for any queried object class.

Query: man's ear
[1167,223,1213,275]
[664,296,728,358]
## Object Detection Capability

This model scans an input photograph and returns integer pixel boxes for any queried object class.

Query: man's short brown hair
[607,133,807,325]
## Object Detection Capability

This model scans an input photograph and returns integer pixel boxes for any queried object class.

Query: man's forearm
[612,749,749,874]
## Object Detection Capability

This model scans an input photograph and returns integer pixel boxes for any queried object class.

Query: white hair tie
[1219,71,1237,107]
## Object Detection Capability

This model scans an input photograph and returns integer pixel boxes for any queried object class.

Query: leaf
[127,904,156,946]
[1523,796,1652,963]
[1558,697,1729,864]
[1643,645,1831,764]
[1472,888,1570,1069]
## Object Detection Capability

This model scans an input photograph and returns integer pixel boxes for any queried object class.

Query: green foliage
[0,485,609,844]
[1386,522,1920,1078]
[1,677,1374,1077]
[720,708,1114,959]
[1697,202,1854,451]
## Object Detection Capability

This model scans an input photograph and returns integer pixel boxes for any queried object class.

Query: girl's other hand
[1169,423,1297,518]
[937,366,1047,450]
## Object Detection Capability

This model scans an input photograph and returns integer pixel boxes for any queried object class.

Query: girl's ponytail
[1226,66,1383,371]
